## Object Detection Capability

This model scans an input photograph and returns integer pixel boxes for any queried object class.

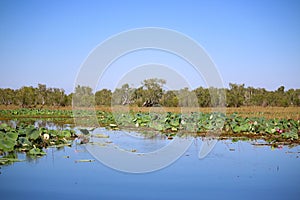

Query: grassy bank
[1,105,299,120]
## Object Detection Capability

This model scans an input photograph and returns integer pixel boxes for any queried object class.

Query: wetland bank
[0,96,300,200]
[0,106,299,164]
[0,108,300,200]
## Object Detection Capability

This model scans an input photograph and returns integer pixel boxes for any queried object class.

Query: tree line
[1,79,299,108]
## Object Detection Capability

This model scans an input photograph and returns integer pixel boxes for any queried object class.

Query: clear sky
[0,0,299,93]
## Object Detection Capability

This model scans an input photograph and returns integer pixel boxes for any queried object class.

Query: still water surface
[1,128,299,200]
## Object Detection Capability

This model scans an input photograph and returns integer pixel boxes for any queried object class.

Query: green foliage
[0,123,18,152]
[0,122,76,164]
[160,91,179,107]
[0,152,22,165]
[281,131,299,140]
[88,110,300,140]
[0,84,69,107]
[141,78,166,105]
[73,85,95,107]
[95,89,112,106]
[227,83,245,107]
[28,146,46,156]
[0,107,299,166]
[0,108,73,118]
[0,81,299,107]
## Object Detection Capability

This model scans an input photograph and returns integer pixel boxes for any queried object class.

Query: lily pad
[0,157,23,165]
[93,134,109,138]
[0,131,18,152]
[25,126,40,140]
[28,147,46,156]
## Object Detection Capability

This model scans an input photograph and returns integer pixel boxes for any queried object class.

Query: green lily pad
[28,147,46,156]
[0,131,18,151]
[25,126,41,140]
[18,137,32,147]
[0,157,23,165]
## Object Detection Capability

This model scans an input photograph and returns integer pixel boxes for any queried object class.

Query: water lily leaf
[0,131,18,151]
[25,126,40,140]
[0,138,16,151]
[48,129,57,137]
[281,131,299,140]
[28,147,46,156]
[0,123,10,132]
[18,137,32,147]
[62,130,72,138]
[0,157,23,165]
[6,131,18,141]
[170,121,180,127]
[93,133,109,138]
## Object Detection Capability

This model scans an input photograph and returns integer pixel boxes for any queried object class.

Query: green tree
[249,88,267,106]
[36,84,47,107]
[160,90,178,107]
[193,87,210,107]
[131,87,145,106]
[177,87,198,107]
[112,84,134,105]
[72,85,94,107]
[274,86,288,107]
[0,88,15,106]
[16,86,36,107]
[95,89,112,106]
[227,83,245,107]
[244,86,255,106]
[141,78,166,106]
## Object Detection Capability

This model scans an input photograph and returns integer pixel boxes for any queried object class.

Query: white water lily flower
[43,134,50,140]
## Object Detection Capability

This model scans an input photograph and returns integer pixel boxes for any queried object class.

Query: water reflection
[1,120,300,199]
[1,119,72,130]
[1,137,299,200]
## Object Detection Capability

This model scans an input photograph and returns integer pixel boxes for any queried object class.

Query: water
[1,128,300,200]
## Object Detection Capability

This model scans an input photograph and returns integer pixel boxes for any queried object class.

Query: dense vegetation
[0,106,299,165]
[0,108,299,140]
[0,122,76,165]
[0,79,299,108]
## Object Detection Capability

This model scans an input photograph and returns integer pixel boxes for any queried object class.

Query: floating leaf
[25,126,40,140]
[28,147,46,156]
[0,131,18,152]
[93,133,109,138]
[0,156,23,165]
[75,159,95,163]
[18,137,32,147]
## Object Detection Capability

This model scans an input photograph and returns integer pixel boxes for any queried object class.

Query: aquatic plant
[0,122,76,165]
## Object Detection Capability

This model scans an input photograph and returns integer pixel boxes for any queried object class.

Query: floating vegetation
[92,133,109,138]
[96,111,300,142]
[0,108,300,165]
[75,159,95,163]
[0,122,76,165]
[0,152,24,165]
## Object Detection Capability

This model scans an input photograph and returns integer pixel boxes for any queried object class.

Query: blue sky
[0,0,299,93]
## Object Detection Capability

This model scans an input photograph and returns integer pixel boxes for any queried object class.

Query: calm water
[1,128,300,200]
